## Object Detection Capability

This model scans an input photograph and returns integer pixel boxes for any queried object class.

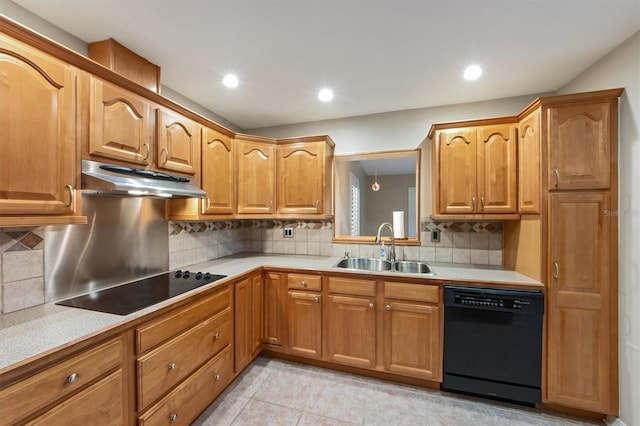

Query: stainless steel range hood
[81,159,206,198]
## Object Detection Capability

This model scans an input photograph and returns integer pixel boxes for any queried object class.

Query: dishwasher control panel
[453,294,530,309]
[444,285,544,314]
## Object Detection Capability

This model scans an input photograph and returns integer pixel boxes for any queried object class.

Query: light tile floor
[193,356,603,426]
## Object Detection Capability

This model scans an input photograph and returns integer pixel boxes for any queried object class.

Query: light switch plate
[284,227,294,238]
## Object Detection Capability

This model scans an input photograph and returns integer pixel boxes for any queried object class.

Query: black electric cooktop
[56,270,226,315]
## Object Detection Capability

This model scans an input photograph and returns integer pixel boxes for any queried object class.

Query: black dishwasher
[442,285,544,406]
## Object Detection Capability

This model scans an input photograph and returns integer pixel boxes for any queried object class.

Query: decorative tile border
[0,228,45,253]
[169,220,332,235]
[420,220,502,233]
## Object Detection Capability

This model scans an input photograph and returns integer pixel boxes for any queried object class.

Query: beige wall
[558,31,640,426]
[363,174,414,236]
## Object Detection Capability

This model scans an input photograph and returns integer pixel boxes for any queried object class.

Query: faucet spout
[375,222,396,263]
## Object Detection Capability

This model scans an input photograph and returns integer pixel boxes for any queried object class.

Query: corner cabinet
[430,119,518,220]
[235,135,276,216]
[0,34,84,226]
[276,136,334,217]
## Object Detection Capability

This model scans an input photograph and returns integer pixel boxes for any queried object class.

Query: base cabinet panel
[325,295,376,368]
[287,291,322,359]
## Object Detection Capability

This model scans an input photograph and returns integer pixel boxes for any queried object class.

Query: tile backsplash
[0,219,503,314]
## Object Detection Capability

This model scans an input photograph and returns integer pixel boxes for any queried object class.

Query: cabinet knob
[369,303,374,309]
[65,184,74,208]
[214,374,221,381]
[161,147,169,165]
[170,413,178,422]
[314,296,320,303]
[168,362,177,370]
[66,372,79,384]
[301,280,307,287]
[385,304,391,311]
[213,332,220,340]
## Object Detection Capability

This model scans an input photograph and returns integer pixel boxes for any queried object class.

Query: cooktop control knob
[204,273,212,281]
[174,270,182,278]
[196,272,203,280]
[182,270,190,279]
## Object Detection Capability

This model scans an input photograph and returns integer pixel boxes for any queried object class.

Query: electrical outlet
[283,227,294,238]
[430,229,441,243]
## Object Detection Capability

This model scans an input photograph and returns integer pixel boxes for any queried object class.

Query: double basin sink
[334,257,434,275]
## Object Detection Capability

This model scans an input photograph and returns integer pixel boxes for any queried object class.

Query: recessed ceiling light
[222,74,239,88]
[318,88,333,102]
[464,65,482,80]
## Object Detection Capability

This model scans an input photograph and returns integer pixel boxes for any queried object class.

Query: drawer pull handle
[553,169,560,187]
[168,362,177,370]
[472,196,476,210]
[301,280,307,287]
[170,413,178,422]
[161,148,169,165]
[385,304,391,311]
[553,262,560,279]
[214,374,221,381]
[213,332,221,340]
[369,303,374,309]
[65,184,74,208]
[142,143,150,160]
[203,197,211,214]
[66,372,79,384]
[481,196,485,210]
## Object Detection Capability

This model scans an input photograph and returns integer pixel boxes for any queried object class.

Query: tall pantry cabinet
[505,88,622,415]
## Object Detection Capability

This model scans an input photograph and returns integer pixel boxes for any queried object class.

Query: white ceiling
[12,0,640,130]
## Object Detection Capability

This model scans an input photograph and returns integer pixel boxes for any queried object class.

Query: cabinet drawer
[384,282,439,303]
[0,337,122,426]
[288,273,322,291]
[26,369,125,426]
[139,346,233,426]
[328,277,376,296]
[136,287,231,353]
[137,308,231,410]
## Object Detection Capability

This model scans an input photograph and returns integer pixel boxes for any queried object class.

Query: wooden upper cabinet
[236,137,276,215]
[88,77,153,166]
[518,108,541,213]
[201,126,235,215]
[476,124,517,213]
[0,34,82,223]
[156,107,199,175]
[437,128,477,215]
[276,137,334,217]
[548,101,612,190]
[432,120,517,218]
[547,192,614,413]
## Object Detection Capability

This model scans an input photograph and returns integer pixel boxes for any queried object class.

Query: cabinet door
[251,273,264,355]
[264,272,286,346]
[0,35,77,216]
[287,291,322,358]
[156,108,198,175]
[383,301,440,380]
[88,77,152,166]
[236,140,276,215]
[201,126,234,215]
[277,142,325,215]
[548,101,612,190]
[547,193,613,413]
[476,124,517,213]
[234,277,252,372]
[518,109,541,213]
[326,295,376,368]
[437,128,477,214]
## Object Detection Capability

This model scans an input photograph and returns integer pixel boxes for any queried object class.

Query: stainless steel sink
[333,258,434,275]
[333,257,392,272]
[394,260,434,275]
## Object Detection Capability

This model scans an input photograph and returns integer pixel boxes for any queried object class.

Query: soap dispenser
[380,241,387,260]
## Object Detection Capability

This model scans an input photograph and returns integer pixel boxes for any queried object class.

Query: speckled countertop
[0,254,542,372]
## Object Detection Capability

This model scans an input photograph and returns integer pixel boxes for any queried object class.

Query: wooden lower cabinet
[325,294,376,368]
[138,346,233,426]
[264,272,287,347]
[287,291,322,358]
[235,272,264,372]
[383,301,441,380]
[547,193,615,413]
